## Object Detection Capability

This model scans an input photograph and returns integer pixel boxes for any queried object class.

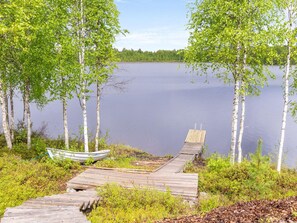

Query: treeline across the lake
[116,49,184,62]
[116,47,293,64]
[0,0,123,153]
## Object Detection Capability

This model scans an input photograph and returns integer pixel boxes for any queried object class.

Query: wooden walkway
[1,190,99,223]
[1,129,205,222]
[67,129,206,199]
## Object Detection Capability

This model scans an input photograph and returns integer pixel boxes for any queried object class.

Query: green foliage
[0,125,49,160]
[95,157,137,169]
[94,144,158,170]
[88,184,191,223]
[199,194,231,214]
[85,157,95,166]
[117,49,184,62]
[185,151,297,213]
[49,157,81,171]
[0,154,80,216]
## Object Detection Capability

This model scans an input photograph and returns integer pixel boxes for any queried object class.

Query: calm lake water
[12,63,297,167]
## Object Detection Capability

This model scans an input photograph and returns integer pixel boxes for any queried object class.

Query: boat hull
[46,148,110,163]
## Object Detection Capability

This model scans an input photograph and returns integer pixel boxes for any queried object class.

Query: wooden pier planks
[1,190,99,223]
[154,129,206,174]
[67,168,198,198]
[67,129,206,200]
[185,129,206,144]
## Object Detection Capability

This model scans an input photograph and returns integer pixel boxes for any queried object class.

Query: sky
[114,0,193,51]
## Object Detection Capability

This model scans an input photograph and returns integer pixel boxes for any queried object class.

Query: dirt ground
[158,196,297,223]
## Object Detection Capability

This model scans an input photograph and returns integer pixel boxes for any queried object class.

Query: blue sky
[115,0,192,51]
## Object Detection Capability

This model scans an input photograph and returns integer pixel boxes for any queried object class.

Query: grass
[93,144,171,171]
[88,184,194,223]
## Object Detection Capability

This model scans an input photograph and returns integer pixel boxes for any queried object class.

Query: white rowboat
[46,148,110,163]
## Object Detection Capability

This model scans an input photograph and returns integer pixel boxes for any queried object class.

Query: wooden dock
[67,129,206,199]
[1,189,99,223]
[1,129,205,222]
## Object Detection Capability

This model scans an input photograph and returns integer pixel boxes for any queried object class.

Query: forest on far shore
[116,49,184,62]
[116,46,291,64]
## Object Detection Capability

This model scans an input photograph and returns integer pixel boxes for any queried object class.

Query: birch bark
[9,87,14,141]
[230,80,240,164]
[277,5,292,173]
[0,80,12,149]
[62,97,69,149]
[237,87,245,163]
[95,82,101,151]
[230,44,241,164]
[79,0,89,153]
[24,83,31,149]
[237,51,247,163]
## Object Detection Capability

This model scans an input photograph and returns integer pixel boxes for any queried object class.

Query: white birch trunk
[79,0,89,152]
[62,97,69,149]
[277,6,292,173]
[24,84,31,149]
[230,43,241,164]
[237,87,245,163]
[95,82,101,152]
[0,80,12,149]
[9,87,14,141]
[22,94,26,123]
[237,51,247,163]
[5,92,9,128]
[81,87,89,152]
[230,80,240,164]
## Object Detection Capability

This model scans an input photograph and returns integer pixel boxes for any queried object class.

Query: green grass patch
[94,144,169,171]
[88,184,193,223]
[0,154,81,216]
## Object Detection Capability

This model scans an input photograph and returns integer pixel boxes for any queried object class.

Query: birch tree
[185,0,279,164]
[0,0,30,149]
[85,0,122,151]
[71,0,122,152]
[14,0,58,149]
[277,0,297,172]
[49,0,79,150]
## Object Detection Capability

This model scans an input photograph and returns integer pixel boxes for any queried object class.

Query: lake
[13,63,297,167]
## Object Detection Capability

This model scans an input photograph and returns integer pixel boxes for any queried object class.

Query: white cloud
[115,26,189,51]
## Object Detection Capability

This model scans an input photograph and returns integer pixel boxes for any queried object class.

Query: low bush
[0,154,81,216]
[185,142,297,213]
[88,184,193,223]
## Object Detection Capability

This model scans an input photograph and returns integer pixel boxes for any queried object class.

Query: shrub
[0,154,80,216]
[185,147,297,213]
[88,184,192,223]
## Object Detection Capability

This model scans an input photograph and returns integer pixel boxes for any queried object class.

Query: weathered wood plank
[2,206,90,223]
[185,129,206,144]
